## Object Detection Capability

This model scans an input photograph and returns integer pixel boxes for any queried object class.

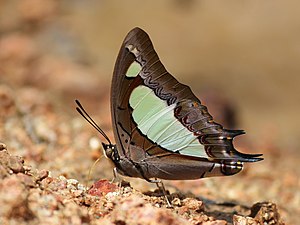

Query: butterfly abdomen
[220,161,243,176]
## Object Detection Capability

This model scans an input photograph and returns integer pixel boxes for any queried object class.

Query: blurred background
[0,0,299,223]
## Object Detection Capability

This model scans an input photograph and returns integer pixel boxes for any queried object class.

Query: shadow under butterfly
[76,27,263,205]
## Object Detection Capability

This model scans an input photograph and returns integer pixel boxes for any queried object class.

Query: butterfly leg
[156,180,172,208]
[111,167,125,194]
[111,167,122,186]
[111,167,118,183]
[149,178,172,208]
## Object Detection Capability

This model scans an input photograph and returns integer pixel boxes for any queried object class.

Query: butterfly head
[75,100,119,162]
[101,143,120,162]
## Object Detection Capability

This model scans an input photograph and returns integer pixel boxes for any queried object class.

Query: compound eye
[107,149,112,156]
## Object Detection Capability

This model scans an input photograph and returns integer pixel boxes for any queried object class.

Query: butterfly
[76,27,263,188]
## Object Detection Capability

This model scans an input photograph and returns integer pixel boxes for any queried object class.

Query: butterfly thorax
[102,142,149,179]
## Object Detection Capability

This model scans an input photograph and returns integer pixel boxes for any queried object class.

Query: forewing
[111,27,262,163]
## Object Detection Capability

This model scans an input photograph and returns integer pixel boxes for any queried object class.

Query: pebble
[171,197,182,206]
[67,178,79,186]
[77,183,87,191]
[0,143,7,151]
[36,169,49,181]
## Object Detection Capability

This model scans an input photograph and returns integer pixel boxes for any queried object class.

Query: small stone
[106,191,119,199]
[40,176,54,188]
[250,202,283,225]
[36,169,49,181]
[8,155,25,173]
[77,183,87,191]
[202,214,209,221]
[17,173,36,187]
[202,220,227,225]
[154,203,160,208]
[23,165,32,172]
[88,179,118,197]
[67,183,77,190]
[182,198,203,211]
[0,143,7,151]
[123,186,132,193]
[71,189,83,197]
[171,197,182,207]
[67,178,79,186]
[233,215,258,225]
[58,175,67,181]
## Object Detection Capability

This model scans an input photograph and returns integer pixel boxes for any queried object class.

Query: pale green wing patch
[126,61,142,77]
[129,85,207,158]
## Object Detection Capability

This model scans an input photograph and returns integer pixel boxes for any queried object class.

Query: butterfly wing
[111,27,262,180]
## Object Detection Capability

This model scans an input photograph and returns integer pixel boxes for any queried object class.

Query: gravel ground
[0,145,285,225]
[0,1,299,224]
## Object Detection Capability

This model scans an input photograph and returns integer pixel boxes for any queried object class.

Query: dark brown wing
[111,27,262,163]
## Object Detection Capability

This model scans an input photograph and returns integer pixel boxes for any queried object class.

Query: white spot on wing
[126,44,139,57]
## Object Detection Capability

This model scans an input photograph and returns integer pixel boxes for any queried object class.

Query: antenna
[75,99,112,145]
